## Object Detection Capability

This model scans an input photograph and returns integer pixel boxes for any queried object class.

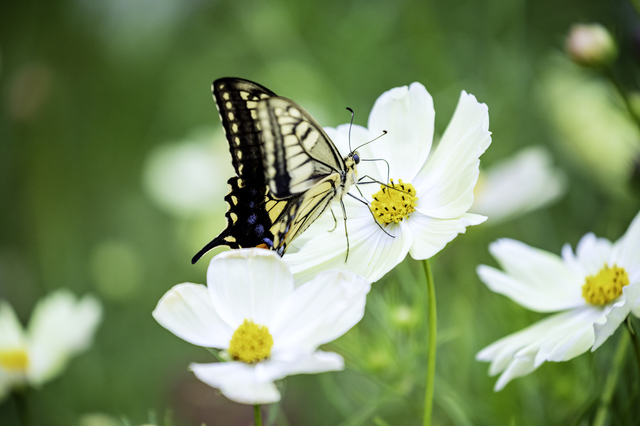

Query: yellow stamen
[0,349,29,372]
[228,319,273,363]
[582,264,629,305]
[370,179,418,225]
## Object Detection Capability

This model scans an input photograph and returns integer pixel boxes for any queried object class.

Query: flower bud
[566,23,617,67]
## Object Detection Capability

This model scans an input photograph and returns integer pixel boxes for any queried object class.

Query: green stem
[603,68,640,130]
[13,390,31,426]
[625,317,640,372]
[422,259,437,426]
[593,331,629,426]
[254,405,262,426]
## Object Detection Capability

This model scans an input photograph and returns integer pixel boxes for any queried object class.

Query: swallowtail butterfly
[191,78,361,264]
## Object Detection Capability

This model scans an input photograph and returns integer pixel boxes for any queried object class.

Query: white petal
[285,209,412,284]
[255,350,344,382]
[479,239,584,312]
[270,270,370,353]
[0,301,26,349]
[611,210,640,276]
[592,282,640,350]
[470,147,567,224]
[190,362,280,404]
[366,82,435,181]
[27,291,102,385]
[207,249,294,329]
[413,91,491,219]
[152,283,233,349]
[408,212,486,260]
[477,308,601,391]
[561,243,586,277]
[574,233,613,276]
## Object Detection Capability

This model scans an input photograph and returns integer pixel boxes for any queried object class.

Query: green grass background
[1,0,640,424]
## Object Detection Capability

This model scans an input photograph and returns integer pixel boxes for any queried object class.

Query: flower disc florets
[228,319,274,363]
[370,179,418,225]
[0,349,29,372]
[582,263,629,305]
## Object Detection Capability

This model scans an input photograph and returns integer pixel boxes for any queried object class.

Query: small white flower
[285,82,491,283]
[152,248,370,404]
[541,60,640,193]
[0,290,103,400]
[142,128,234,218]
[476,210,640,391]
[471,146,567,224]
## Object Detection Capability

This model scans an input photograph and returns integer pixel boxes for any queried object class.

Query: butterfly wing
[258,97,347,198]
[191,78,302,264]
[271,174,344,255]
[256,97,350,254]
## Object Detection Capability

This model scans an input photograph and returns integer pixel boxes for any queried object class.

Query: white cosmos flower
[152,248,370,404]
[476,210,640,391]
[285,82,491,283]
[471,146,567,224]
[0,290,102,400]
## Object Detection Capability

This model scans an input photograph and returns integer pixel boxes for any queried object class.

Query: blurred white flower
[540,60,640,193]
[153,248,370,404]
[285,82,491,283]
[476,210,640,391]
[566,23,617,68]
[471,146,567,224]
[142,128,233,218]
[0,290,102,400]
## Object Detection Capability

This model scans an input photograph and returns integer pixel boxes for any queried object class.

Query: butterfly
[191,77,362,264]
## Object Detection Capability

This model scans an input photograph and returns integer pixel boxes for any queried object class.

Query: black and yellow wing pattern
[192,78,359,264]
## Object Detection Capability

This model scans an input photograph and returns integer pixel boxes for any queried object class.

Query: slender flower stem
[603,68,640,130]
[422,259,436,426]
[625,317,640,373]
[13,390,31,426]
[254,404,263,426]
[593,332,628,426]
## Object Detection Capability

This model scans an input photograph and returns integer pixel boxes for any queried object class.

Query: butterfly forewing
[258,97,346,199]
[212,79,275,180]
[192,79,290,264]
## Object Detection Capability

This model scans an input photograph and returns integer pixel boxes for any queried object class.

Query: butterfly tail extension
[191,177,277,264]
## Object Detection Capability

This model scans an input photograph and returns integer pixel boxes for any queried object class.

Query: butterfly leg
[346,192,394,238]
[328,209,338,232]
[339,199,350,263]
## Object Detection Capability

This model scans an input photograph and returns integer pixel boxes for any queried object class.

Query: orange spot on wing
[255,243,269,249]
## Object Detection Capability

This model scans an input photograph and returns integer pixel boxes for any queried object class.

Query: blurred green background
[1,0,640,424]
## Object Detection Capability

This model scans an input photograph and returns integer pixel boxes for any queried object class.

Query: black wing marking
[192,78,282,264]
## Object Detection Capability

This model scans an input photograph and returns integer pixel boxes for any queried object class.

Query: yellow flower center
[228,319,273,363]
[370,179,418,225]
[0,349,29,372]
[582,264,629,305]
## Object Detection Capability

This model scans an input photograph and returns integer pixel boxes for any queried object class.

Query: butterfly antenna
[346,107,355,153]
[353,130,387,152]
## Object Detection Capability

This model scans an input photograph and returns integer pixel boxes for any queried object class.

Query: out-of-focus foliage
[1,0,639,425]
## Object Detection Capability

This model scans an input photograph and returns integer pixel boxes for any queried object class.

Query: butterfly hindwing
[272,175,342,254]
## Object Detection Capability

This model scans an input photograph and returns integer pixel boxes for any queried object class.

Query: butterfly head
[352,152,361,165]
